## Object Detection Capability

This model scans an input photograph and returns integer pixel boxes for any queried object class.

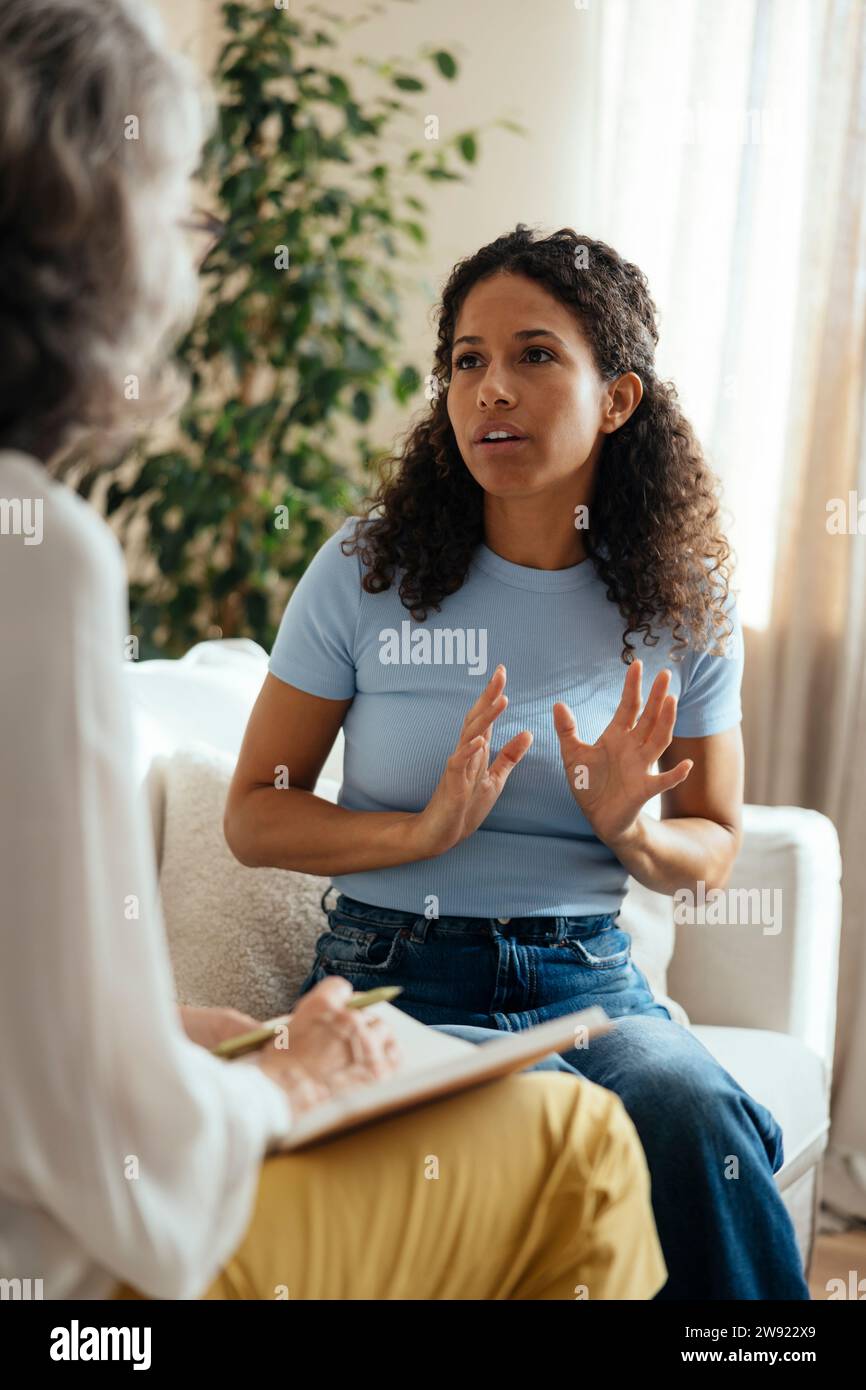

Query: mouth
[474,431,529,453]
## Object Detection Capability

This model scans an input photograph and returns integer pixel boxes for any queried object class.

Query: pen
[211,985,404,1059]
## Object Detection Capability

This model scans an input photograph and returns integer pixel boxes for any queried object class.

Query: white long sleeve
[0,450,293,1300]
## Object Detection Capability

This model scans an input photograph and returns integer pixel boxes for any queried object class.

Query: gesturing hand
[413,663,533,857]
[552,658,693,848]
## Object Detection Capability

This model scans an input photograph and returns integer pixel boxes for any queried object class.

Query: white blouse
[0,450,292,1299]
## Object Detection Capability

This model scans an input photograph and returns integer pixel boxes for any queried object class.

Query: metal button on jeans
[496,917,511,924]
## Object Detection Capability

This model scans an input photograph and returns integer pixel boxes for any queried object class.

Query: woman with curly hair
[228,225,810,1300]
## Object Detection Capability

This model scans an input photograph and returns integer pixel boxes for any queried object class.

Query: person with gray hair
[0,0,666,1301]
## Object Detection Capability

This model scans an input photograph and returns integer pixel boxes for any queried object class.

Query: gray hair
[0,0,212,464]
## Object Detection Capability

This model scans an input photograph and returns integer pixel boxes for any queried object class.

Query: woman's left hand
[178,1004,262,1051]
[552,659,693,848]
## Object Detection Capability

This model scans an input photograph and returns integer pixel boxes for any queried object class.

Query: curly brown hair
[342,224,735,664]
[0,0,209,468]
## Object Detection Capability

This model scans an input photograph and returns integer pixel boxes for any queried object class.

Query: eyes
[452,345,556,371]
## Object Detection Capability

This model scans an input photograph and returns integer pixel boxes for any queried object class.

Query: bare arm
[605,726,745,894]
[552,659,744,895]
[223,674,429,873]
[224,666,532,875]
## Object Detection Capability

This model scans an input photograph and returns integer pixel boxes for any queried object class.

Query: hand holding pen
[212,983,403,1058]
[212,978,405,1121]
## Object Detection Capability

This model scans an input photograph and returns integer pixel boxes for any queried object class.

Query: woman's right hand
[413,663,532,857]
[246,976,402,1117]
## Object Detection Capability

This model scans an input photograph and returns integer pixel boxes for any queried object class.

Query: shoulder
[688,568,742,661]
[311,513,366,556]
[0,449,125,612]
[331,513,369,557]
[670,570,743,734]
[297,514,373,588]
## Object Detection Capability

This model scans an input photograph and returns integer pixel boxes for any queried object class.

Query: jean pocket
[561,925,633,970]
[316,910,408,975]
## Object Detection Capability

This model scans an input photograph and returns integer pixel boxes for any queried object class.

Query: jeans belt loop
[320,884,337,914]
[411,914,431,943]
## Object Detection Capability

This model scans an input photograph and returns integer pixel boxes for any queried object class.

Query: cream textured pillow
[157,743,688,1027]
[158,744,330,1020]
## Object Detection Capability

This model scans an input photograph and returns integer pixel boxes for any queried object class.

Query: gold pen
[211,985,404,1060]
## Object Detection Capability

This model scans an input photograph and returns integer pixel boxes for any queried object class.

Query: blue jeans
[297,888,811,1301]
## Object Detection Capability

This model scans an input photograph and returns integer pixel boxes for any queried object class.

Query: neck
[483,491,593,571]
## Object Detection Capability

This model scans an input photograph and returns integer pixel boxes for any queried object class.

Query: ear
[602,372,644,433]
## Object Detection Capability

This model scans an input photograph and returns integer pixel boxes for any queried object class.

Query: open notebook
[266,1002,615,1152]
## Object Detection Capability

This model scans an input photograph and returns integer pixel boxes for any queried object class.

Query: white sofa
[124,639,842,1277]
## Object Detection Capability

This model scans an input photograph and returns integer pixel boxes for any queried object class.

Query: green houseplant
[100,0,520,658]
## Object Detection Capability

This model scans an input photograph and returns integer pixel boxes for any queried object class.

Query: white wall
[151,0,600,449]
[154,0,221,68]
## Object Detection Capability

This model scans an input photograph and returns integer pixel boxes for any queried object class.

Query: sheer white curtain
[581,0,866,1225]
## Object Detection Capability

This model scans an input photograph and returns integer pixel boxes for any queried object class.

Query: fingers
[647,759,693,795]
[286,1063,330,1112]
[460,663,509,746]
[552,700,593,753]
[633,665,671,739]
[296,980,398,1075]
[449,662,511,779]
[326,1008,400,1079]
[487,729,533,789]
[639,690,679,763]
[449,732,488,779]
[331,1010,388,1071]
[551,703,597,797]
[611,658,643,730]
[552,700,580,741]
[300,976,353,1015]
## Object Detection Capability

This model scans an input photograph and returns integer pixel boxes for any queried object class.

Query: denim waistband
[319,885,620,943]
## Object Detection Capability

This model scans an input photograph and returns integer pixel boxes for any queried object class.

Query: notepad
[274,1001,614,1151]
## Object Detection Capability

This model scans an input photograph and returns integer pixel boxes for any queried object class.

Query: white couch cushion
[692,1025,829,1187]
[666,805,842,1066]
[124,639,274,784]
[125,639,345,863]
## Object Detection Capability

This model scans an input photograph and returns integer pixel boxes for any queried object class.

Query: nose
[477,365,518,409]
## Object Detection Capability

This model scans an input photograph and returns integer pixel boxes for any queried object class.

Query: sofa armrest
[666,805,842,1075]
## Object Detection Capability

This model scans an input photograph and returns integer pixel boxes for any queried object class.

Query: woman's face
[446,271,619,501]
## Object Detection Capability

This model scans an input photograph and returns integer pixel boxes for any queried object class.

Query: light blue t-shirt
[267,517,743,918]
